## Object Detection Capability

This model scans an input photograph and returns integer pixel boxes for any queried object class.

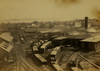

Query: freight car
[50,46,62,63]
[39,41,52,53]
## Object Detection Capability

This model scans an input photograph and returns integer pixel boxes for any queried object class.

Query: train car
[39,40,45,44]
[33,40,48,46]
[32,40,49,54]
[39,41,52,53]
[30,41,42,48]
[53,46,62,51]
[32,46,39,54]
[37,42,42,46]
[50,46,62,63]
[34,42,39,46]
[39,40,48,45]
[50,51,57,63]
[34,54,47,64]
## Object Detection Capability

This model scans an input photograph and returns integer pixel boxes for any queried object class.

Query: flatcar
[39,41,52,53]
[34,54,47,64]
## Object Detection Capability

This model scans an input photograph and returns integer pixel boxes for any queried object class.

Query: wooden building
[81,35,100,51]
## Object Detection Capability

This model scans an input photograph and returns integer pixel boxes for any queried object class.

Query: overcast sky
[0,0,100,22]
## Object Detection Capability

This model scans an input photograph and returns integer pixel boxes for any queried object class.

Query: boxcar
[50,46,62,63]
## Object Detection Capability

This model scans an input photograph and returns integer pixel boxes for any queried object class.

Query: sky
[0,0,100,23]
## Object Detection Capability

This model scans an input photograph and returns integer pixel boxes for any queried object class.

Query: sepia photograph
[0,0,100,71]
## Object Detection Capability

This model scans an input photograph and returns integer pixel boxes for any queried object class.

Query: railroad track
[26,56,51,71]
[78,54,100,70]
[15,43,51,71]
[67,52,100,71]
[67,52,78,64]
[17,55,42,71]
[14,42,41,71]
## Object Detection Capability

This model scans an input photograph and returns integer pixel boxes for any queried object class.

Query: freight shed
[81,35,100,51]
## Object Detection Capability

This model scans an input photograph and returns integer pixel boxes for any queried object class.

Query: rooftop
[66,33,91,39]
[51,51,57,55]
[0,33,13,42]
[54,36,68,40]
[81,35,100,42]
[0,41,13,53]
[53,46,61,51]
[40,29,61,33]
[54,33,91,40]
[24,27,38,33]
[41,41,51,49]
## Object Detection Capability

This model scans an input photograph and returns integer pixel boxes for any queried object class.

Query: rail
[67,52,78,63]
[78,54,100,69]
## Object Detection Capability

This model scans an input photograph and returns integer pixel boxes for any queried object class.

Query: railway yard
[0,17,100,71]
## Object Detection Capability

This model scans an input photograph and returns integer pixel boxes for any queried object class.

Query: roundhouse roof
[81,35,100,42]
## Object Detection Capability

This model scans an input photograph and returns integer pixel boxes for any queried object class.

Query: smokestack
[85,17,88,30]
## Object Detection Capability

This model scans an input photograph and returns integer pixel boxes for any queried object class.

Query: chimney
[85,17,88,30]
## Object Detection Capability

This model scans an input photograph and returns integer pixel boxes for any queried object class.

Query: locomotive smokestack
[85,17,88,30]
